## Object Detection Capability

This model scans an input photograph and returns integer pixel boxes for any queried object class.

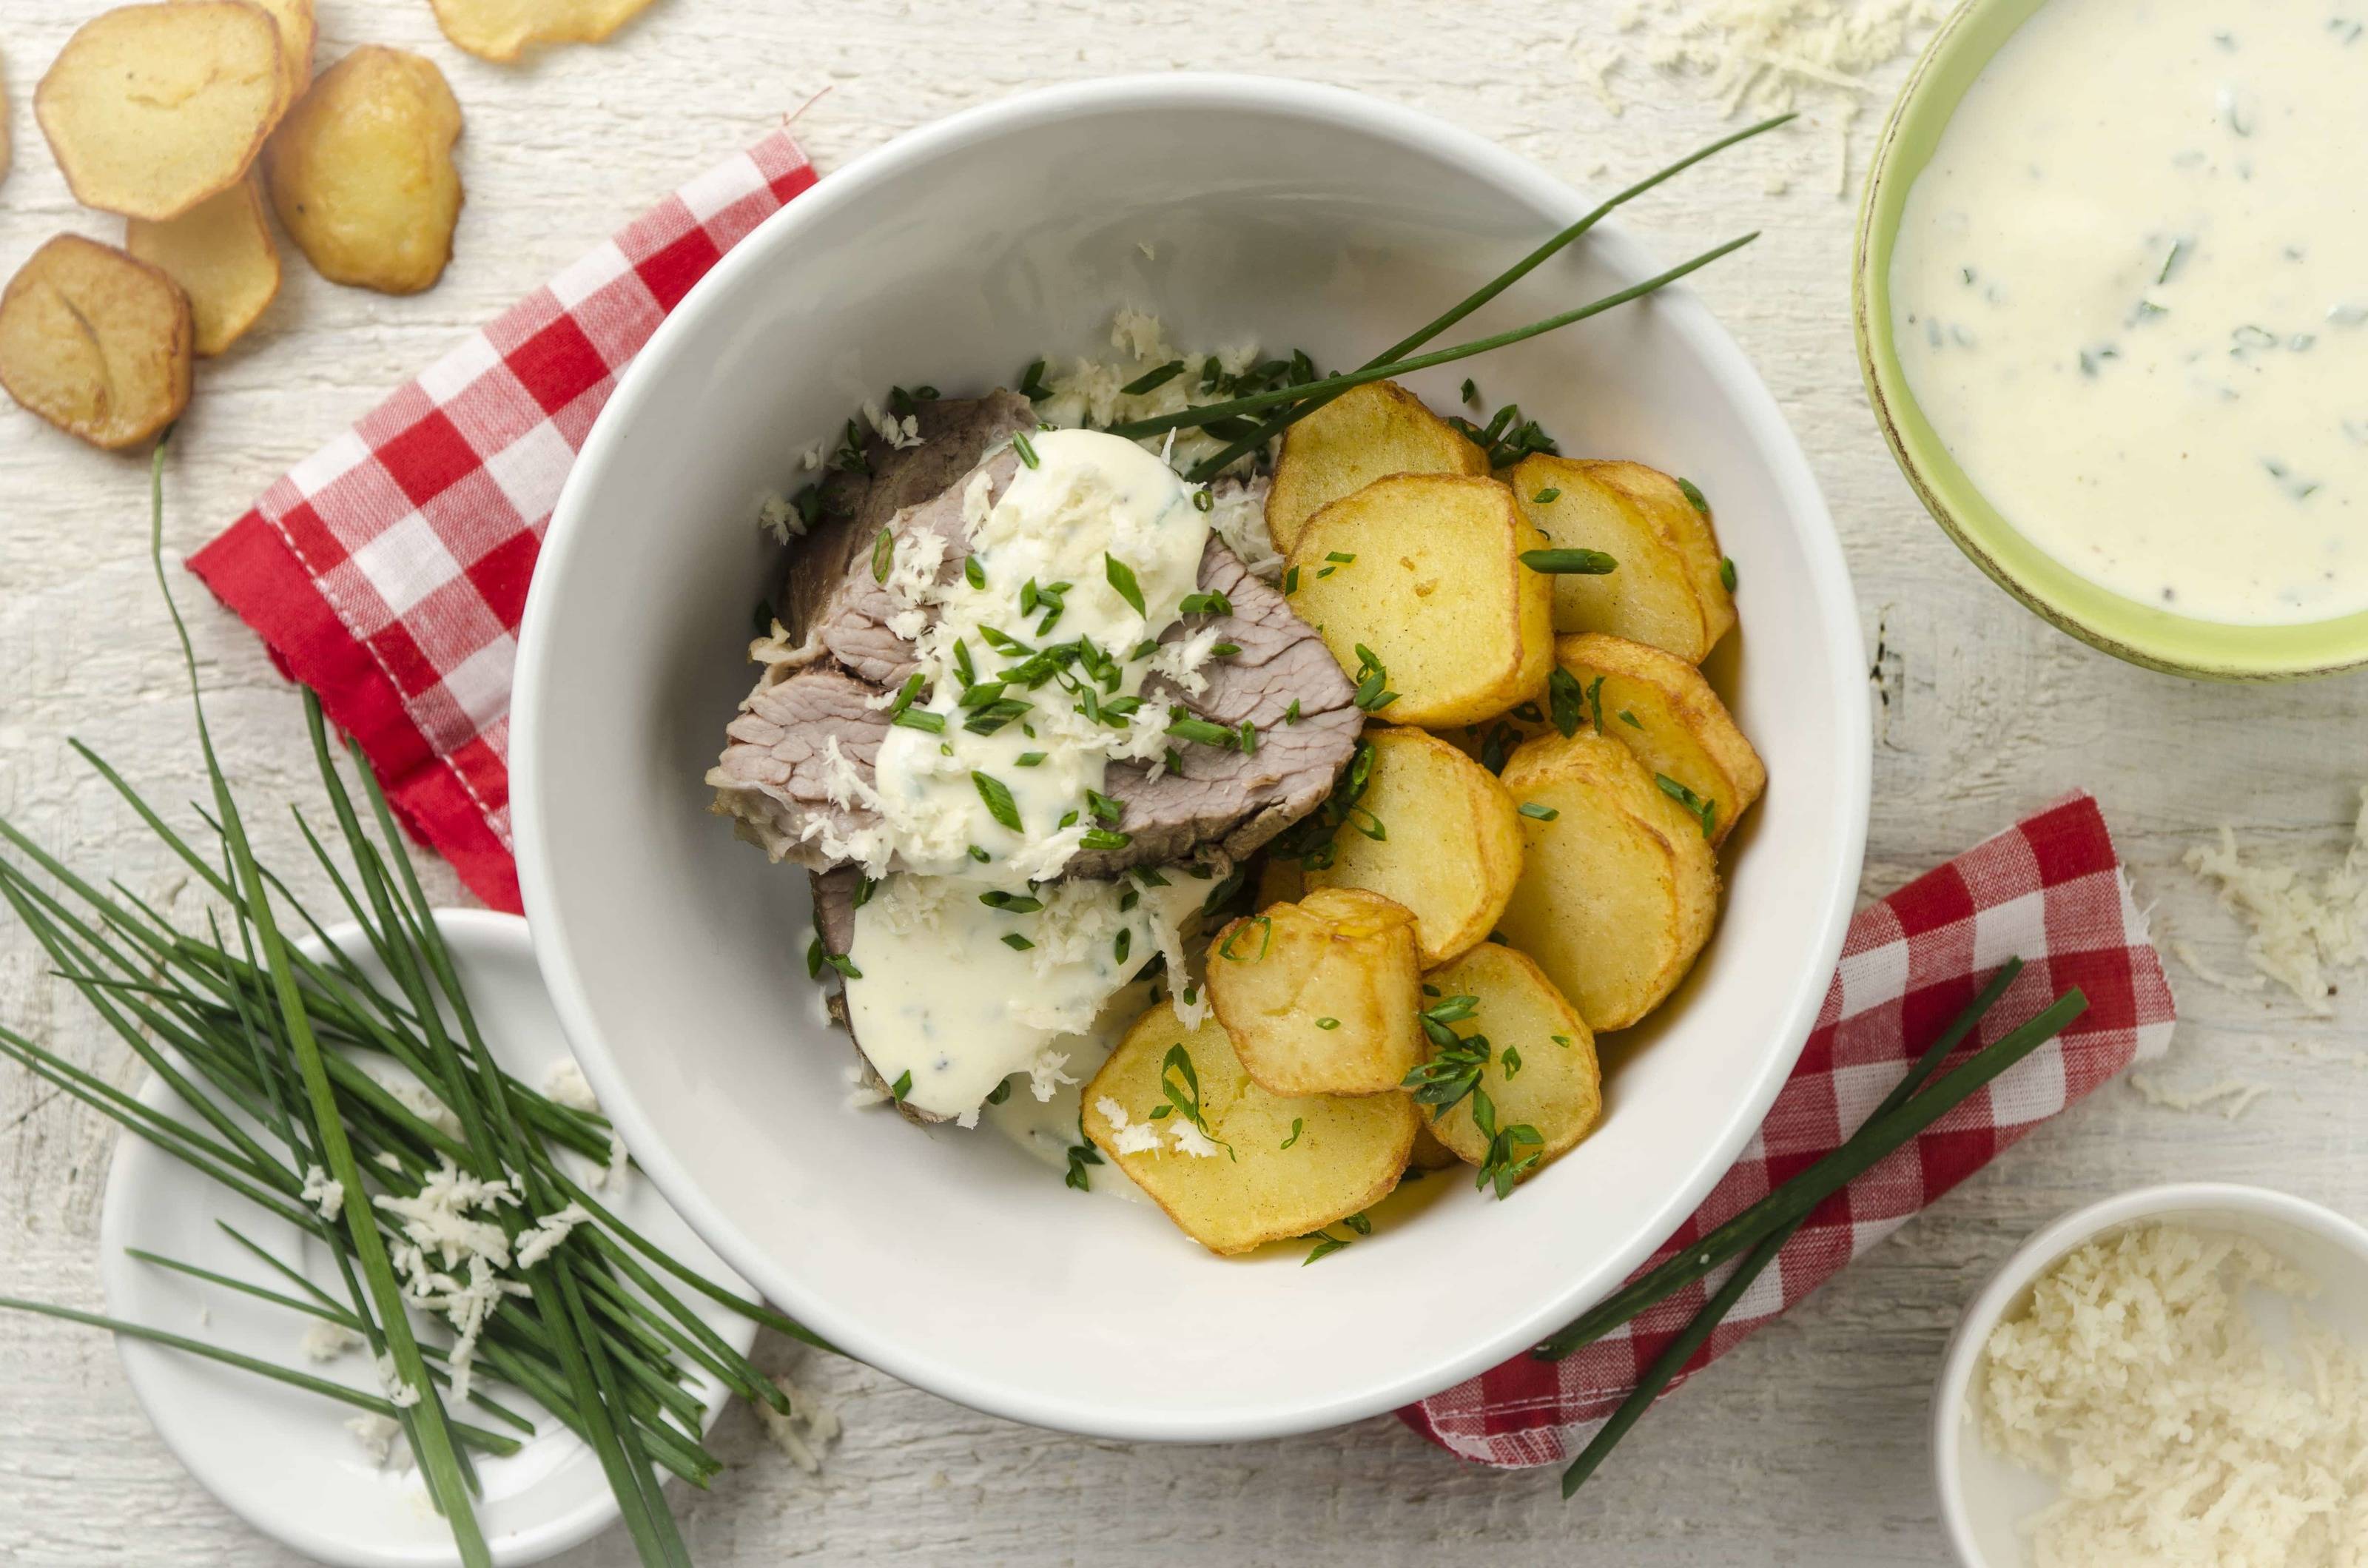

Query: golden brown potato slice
[1416,943,1601,1181]
[36,2,289,222]
[1208,887,1422,1097]
[1496,730,1719,1031]
[0,235,192,451]
[126,175,280,356]
[1580,460,1736,654]
[1265,380,1488,553]
[429,0,660,62]
[1302,728,1522,967]
[1082,1007,1415,1256]
[1553,633,1764,847]
[1288,474,1552,728]
[267,47,462,296]
[1510,454,1715,662]
[177,0,313,103]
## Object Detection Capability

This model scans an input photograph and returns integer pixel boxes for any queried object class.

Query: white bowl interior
[514,77,1868,1441]
[1935,1186,2368,1568]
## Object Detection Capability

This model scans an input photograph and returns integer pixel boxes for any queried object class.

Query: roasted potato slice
[1208,887,1422,1097]
[36,2,289,222]
[267,47,462,296]
[177,0,314,103]
[1288,474,1552,728]
[1417,942,1601,1179]
[1082,1007,1416,1256]
[126,175,280,356]
[1510,455,1716,662]
[1580,460,1736,654]
[429,0,661,62]
[0,235,192,450]
[1265,380,1488,553]
[1302,728,1522,966]
[1553,633,1764,846]
[1496,730,1719,1031]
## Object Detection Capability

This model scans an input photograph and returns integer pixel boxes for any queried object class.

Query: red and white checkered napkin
[189,131,819,912]
[1399,791,2177,1467]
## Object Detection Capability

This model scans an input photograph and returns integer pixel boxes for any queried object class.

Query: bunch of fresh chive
[1543,958,2088,1499]
[0,442,832,1568]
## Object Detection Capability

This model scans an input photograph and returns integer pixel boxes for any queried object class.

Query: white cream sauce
[841,428,1220,1121]
[1891,0,2368,624]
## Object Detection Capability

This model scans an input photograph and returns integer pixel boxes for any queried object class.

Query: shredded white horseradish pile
[1575,0,1949,194]
[1981,1224,2368,1567]
[2183,789,2368,1012]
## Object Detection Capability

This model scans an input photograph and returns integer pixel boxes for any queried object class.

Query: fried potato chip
[0,234,192,450]
[267,47,463,295]
[1082,1006,1414,1256]
[175,0,316,104]
[126,175,280,355]
[1416,942,1601,1179]
[1208,887,1423,1097]
[428,0,659,63]
[36,2,289,221]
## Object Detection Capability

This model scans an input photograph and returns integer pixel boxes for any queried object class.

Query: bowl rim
[514,70,1873,1441]
[1852,0,2368,682]
[1929,1180,2368,1567]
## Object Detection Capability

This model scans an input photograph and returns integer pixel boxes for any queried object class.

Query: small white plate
[1931,1182,2368,1568]
[99,908,758,1567]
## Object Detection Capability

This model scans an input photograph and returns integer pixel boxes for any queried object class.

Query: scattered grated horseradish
[2184,789,2368,1011]
[302,1321,364,1362]
[2125,1071,2272,1120]
[1036,310,1285,579]
[346,1413,406,1468]
[756,1370,842,1474]
[1587,0,1948,192]
[541,1059,602,1113]
[1980,1224,2368,1567]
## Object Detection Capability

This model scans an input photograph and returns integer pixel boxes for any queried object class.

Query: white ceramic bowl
[512,74,1869,1442]
[1932,1182,2368,1568]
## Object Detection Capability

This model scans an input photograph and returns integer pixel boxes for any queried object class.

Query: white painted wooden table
[3,2,2361,1563]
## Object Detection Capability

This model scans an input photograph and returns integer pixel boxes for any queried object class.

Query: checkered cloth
[189,132,818,911]
[184,136,2175,1462]
[1399,791,2176,1467]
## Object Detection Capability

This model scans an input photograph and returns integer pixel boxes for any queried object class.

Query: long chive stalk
[1555,960,2036,1498]
[1110,232,1759,446]
[1537,979,2088,1363]
[0,1296,522,1455]
[1180,112,1796,481]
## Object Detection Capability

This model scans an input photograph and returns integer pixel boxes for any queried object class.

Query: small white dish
[98,909,756,1568]
[1932,1182,2368,1568]
[514,73,1870,1442]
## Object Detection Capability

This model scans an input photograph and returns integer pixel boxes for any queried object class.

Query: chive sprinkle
[871,527,894,583]
[1012,431,1040,468]
[1518,802,1560,821]
[1104,554,1146,616]
[1677,477,1711,516]
[972,772,1023,832]
[1520,548,1617,575]
[1533,487,1562,504]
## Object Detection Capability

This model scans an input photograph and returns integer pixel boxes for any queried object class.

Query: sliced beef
[775,391,1040,649]
[710,394,1362,880]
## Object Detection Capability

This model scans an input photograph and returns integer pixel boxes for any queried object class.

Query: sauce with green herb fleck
[1891,0,2368,624]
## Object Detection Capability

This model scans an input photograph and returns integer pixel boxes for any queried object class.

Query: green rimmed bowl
[1854,0,2368,681]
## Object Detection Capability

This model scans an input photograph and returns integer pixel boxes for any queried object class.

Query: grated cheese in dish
[1980,1223,2368,1568]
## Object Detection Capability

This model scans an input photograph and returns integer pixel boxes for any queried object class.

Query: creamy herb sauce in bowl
[1889,0,2368,626]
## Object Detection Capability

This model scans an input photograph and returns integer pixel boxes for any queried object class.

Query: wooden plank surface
[3,1,2362,1562]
